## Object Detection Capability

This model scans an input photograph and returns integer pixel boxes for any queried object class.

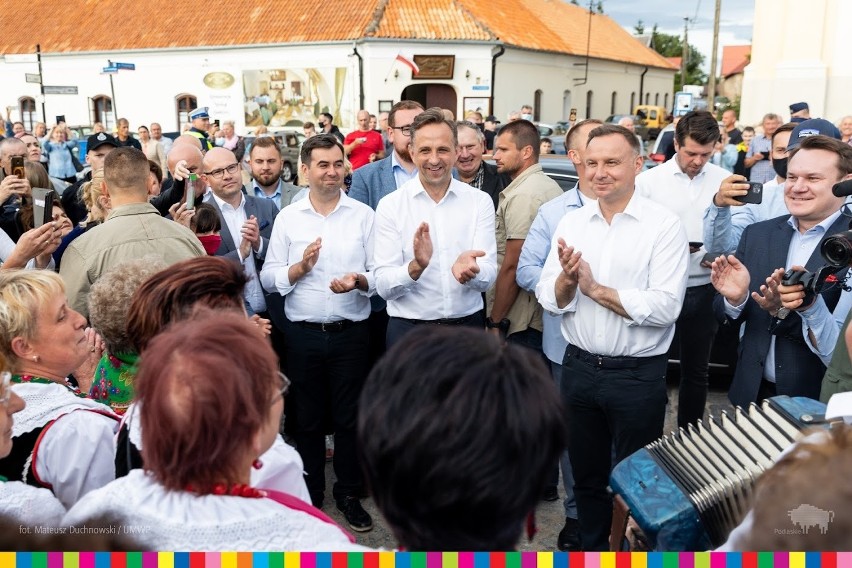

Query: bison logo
[788,504,834,534]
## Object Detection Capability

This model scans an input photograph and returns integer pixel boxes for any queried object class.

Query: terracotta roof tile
[0,0,675,70]
[721,45,751,77]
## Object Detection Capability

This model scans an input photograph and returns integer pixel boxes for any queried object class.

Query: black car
[539,155,579,190]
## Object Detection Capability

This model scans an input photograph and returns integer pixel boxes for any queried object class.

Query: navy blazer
[348,155,397,211]
[715,213,849,407]
[203,194,286,331]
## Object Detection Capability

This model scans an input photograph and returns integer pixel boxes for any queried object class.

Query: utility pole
[681,17,689,91]
[707,0,722,113]
[36,44,45,122]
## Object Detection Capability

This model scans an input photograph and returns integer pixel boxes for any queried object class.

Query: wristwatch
[486,317,510,334]
[776,307,791,320]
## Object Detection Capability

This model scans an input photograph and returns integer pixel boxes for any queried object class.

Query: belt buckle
[597,356,603,367]
[321,322,336,332]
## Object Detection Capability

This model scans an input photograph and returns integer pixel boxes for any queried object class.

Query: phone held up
[734,181,763,205]
[184,173,198,211]
[10,155,25,179]
[32,188,56,228]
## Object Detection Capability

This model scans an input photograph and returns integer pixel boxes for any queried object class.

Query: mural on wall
[243,68,346,128]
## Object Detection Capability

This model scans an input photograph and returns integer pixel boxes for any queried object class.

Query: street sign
[674,91,693,117]
[43,85,78,95]
[25,73,41,84]
[115,62,135,71]
[471,85,490,91]
[102,66,118,74]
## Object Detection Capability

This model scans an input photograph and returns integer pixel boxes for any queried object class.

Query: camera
[781,265,844,296]
[820,230,852,268]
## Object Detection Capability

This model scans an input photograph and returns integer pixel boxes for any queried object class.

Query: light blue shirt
[391,151,418,189]
[517,185,586,363]
[703,178,789,253]
[723,210,850,380]
[253,179,283,203]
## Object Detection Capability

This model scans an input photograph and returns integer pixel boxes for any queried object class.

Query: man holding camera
[710,134,852,407]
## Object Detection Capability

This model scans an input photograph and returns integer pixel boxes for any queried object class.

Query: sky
[597,0,755,72]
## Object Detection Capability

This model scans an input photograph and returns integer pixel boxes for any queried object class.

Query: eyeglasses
[0,372,11,407]
[203,162,240,179]
[392,125,413,136]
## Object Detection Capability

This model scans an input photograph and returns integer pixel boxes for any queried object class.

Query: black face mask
[772,156,788,179]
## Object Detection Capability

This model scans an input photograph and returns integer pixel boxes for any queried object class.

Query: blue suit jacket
[203,194,286,331]
[715,214,848,407]
[348,155,397,211]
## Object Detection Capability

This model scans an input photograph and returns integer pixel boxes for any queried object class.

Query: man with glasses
[201,147,280,326]
[710,133,852,407]
[348,101,425,365]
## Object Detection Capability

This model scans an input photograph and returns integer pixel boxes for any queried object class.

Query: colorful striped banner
[1,553,851,568]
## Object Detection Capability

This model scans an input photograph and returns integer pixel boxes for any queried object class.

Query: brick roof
[721,45,751,77]
[0,0,675,70]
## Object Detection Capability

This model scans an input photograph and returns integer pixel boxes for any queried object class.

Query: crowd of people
[0,97,851,552]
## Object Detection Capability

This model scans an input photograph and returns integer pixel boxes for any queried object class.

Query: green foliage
[649,24,707,91]
[634,20,645,35]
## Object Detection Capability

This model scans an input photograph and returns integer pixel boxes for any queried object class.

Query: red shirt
[344,130,384,170]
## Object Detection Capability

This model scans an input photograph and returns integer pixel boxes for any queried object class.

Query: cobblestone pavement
[318,372,735,551]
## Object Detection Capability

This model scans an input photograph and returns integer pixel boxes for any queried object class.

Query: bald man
[343,110,384,170]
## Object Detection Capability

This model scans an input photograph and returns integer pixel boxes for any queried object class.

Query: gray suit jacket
[348,155,398,211]
[203,194,286,330]
[715,213,849,406]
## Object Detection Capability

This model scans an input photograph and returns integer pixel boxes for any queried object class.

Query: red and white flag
[395,54,419,75]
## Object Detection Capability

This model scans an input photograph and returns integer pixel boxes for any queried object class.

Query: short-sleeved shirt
[487,164,563,335]
[747,134,775,183]
[344,130,384,170]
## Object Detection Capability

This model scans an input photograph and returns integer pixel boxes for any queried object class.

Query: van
[633,105,670,138]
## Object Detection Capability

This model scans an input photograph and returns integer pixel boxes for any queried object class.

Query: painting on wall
[243,67,347,129]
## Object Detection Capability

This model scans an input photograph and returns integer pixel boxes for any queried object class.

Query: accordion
[610,395,827,551]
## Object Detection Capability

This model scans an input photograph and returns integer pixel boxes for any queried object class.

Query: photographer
[710,134,852,406]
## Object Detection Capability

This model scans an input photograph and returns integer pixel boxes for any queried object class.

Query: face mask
[772,156,787,179]
[198,234,222,255]
[521,113,534,121]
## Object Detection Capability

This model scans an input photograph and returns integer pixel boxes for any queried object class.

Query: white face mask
[521,113,533,121]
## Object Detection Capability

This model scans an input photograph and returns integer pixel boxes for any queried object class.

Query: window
[562,90,572,120]
[644,92,650,104]
[91,95,114,130]
[176,95,198,128]
[533,90,542,122]
[19,97,36,131]
[610,92,617,115]
[664,93,669,111]
[630,92,636,113]
[655,93,660,106]
[585,91,593,119]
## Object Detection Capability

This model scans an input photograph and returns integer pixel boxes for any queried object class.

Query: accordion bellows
[610,396,828,551]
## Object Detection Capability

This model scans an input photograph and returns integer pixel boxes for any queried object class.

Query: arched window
[645,92,650,104]
[655,93,660,106]
[585,91,593,119]
[91,95,114,130]
[534,90,543,122]
[630,92,636,113]
[176,95,198,128]
[19,97,36,131]
[562,90,572,119]
[664,93,669,111]
[610,91,617,115]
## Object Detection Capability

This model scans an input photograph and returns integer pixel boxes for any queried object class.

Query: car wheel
[281,162,294,183]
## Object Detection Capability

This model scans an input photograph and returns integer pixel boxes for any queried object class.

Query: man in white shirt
[150,123,173,156]
[636,110,731,429]
[373,108,497,347]
[260,134,375,533]
[536,124,689,551]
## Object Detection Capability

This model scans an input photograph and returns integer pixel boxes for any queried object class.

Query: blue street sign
[102,66,118,74]
[115,62,135,71]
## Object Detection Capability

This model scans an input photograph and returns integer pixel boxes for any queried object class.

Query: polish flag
[395,54,420,75]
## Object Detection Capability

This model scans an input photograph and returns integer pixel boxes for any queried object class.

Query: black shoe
[541,486,559,502]
[336,496,373,532]
[557,517,581,551]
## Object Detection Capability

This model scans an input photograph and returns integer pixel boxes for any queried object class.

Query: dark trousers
[676,283,718,429]
[283,319,370,507]
[386,311,485,349]
[562,348,668,551]
[367,308,389,369]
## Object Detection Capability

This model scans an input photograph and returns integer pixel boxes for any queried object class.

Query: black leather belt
[565,344,643,369]
[395,313,480,326]
[293,319,360,332]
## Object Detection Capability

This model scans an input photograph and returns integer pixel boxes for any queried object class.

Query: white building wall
[493,48,674,124]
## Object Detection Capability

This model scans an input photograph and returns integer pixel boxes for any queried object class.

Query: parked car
[633,105,670,138]
[604,114,650,141]
[243,129,304,183]
[648,123,675,166]
[538,155,579,190]
[534,123,566,155]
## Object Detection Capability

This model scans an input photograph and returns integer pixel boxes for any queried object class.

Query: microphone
[832,179,852,197]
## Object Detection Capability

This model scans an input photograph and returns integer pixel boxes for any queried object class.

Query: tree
[570,0,579,4]
[634,20,645,35]
[649,24,707,91]
[595,1,604,13]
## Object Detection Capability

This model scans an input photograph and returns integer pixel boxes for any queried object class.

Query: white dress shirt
[636,156,730,286]
[260,190,375,323]
[374,176,497,320]
[536,193,689,357]
[210,193,266,314]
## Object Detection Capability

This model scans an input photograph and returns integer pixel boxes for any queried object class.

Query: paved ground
[316,370,736,551]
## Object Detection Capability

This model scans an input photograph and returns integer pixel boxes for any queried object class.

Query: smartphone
[569,108,577,121]
[734,182,763,204]
[689,241,703,249]
[185,173,198,211]
[55,115,66,124]
[11,156,25,179]
[32,188,56,228]
[702,252,724,264]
